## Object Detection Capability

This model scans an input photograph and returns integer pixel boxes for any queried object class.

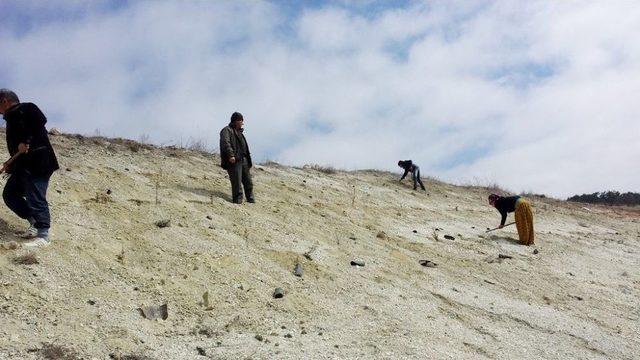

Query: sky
[1,0,638,198]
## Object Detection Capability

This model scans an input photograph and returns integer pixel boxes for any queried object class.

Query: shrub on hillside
[567,191,640,206]
[305,164,337,174]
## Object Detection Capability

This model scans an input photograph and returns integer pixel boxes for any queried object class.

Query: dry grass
[92,192,113,204]
[260,160,285,168]
[109,353,155,360]
[185,138,208,153]
[40,343,81,360]
[304,164,338,174]
[460,177,512,195]
[13,253,39,265]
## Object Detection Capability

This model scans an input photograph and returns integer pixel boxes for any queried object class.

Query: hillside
[0,131,638,359]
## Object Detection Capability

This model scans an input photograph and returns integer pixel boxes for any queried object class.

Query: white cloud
[1,0,638,197]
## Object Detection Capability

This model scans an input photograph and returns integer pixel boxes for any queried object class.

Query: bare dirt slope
[0,131,638,359]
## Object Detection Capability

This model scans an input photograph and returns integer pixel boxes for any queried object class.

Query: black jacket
[3,102,59,176]
[219,125,252,170]
[494,196,521,226]
[399,160,415,180]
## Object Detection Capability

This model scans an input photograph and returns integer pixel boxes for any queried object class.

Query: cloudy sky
[1,0,638,197]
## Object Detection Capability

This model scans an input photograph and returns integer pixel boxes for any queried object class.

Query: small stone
[196,347,206,356]
[255,334,264,342]
[284,334,293,338]
[139,303,168,320]
[106,189,112,195]
[206,215,213,220]
[444,235,455,240]
[273,288,284,299]
[350,260,365,267]
[349,236,357,240]
[294,263,303,277]
[621,271,629,277]
[533,249,539,254]
[419,260,437,268]
[87,300,96,305]
[155,219,171,228]
[412,230,418,233]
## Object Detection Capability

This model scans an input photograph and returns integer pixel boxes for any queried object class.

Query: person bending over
[488,194,534,245]
[398,160,426,191]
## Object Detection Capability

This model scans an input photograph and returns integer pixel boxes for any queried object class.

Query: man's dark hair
[0,89,19,103]
[230,112,243,123]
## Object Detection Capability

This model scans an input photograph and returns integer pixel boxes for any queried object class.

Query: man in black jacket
[219,112,254,204]
[0,89,59,247]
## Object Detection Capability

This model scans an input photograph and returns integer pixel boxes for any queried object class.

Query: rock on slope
[0,131,638,359]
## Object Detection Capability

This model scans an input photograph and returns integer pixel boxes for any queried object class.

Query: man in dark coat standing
[0,89,59,247]
[220,112,254,204]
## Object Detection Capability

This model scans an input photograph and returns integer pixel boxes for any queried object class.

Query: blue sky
[1,0,639,197]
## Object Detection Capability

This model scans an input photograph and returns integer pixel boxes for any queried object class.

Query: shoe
[23,237,50,248]
[247,198,255,203]
[15,225,37,239]
[233,199,243,204]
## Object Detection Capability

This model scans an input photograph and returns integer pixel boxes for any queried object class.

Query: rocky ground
[0,130,638,359]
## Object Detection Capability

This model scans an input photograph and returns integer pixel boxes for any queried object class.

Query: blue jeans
[3,171,51,234]
[412,166,426,190]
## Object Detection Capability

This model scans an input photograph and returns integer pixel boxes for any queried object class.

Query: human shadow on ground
[176,185,232,203]
[489,234,521,246]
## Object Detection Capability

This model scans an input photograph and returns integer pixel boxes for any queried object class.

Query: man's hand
[0,162,9,174]
[17,143,29,154]
[229,156,236,164]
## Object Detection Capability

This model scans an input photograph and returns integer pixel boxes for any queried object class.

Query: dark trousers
[227,158,253,203]
[3,171,52,229]
[412,166,426,190]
